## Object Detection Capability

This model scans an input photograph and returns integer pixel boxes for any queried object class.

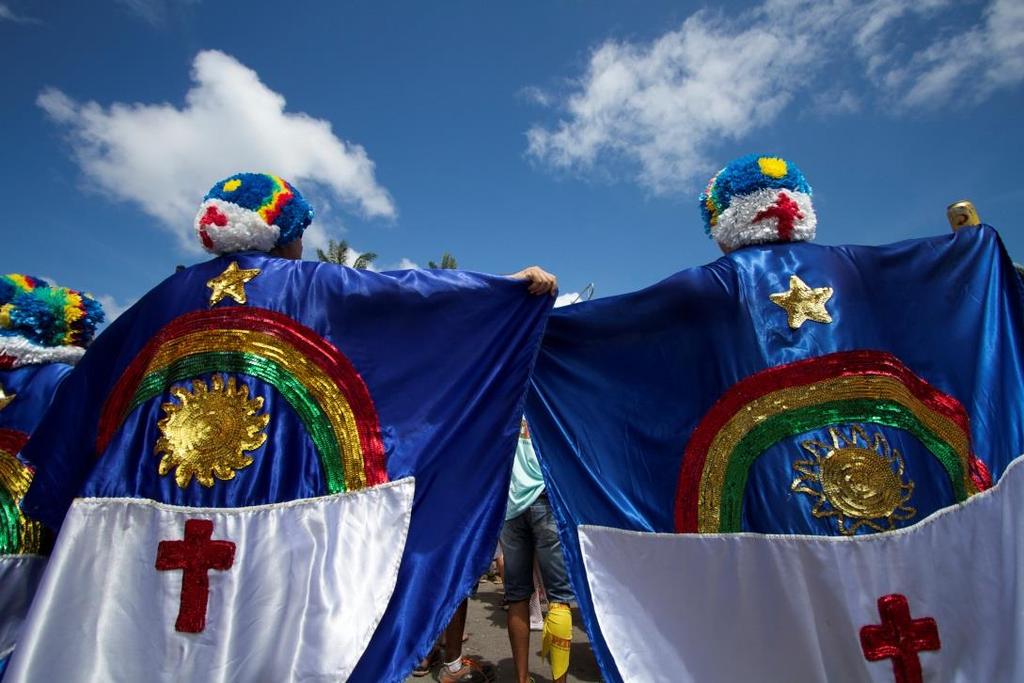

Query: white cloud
[38,50,396,253]
[812,89,861,116]
[96,294,135,324]
[846,0,952,80]
[341,246,378,271]
[518,86,554,107]
[527,9,820,192]
[889,0,1024,108]
[528,0,1023,192]
[0,3,39,23]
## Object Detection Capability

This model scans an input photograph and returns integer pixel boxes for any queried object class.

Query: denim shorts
[500,494,574,605]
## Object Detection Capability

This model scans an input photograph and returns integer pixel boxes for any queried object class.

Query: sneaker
[435,656,496,683]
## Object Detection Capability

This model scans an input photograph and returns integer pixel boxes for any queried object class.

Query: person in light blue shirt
[505,420,546,521]
[501,418,574,683]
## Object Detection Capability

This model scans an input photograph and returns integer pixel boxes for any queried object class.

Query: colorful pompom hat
[195,173,315,255]
[700,154,816,252]
[0,274,105,368]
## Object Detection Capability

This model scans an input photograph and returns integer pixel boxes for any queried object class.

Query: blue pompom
[8,291,60,346]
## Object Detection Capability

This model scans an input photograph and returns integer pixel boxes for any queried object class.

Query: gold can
[947,200,981,231]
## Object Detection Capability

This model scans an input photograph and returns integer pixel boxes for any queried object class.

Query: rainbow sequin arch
[0,428,41,554]
[674,350,991,533]
[97,307,387,493]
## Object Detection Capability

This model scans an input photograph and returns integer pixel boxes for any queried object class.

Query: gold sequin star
[207,262,261,306]
[769,275,833,329]
[0,383,14,412]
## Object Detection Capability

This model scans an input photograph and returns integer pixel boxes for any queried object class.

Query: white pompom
[0,335,86,367]
[712,189,816,252]
[195,199,281,255]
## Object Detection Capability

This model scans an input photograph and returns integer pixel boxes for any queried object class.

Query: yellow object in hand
[542,602,572,680]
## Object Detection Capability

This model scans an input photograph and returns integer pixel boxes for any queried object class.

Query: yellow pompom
[62,292,85,344]
[758,157,788,179]
[223,179,242,192]
[705,197,719,226]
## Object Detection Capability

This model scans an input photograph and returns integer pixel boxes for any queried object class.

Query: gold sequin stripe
[0,448,40,553]
[717,399,965,532]
[18,516,41,554]
[697,374,974,533]
[0,449,32,501]
[139,354,336,489]
[146,329,367,491]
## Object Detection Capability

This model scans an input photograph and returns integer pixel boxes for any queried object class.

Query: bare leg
[506,599,531,683]
[444,599,469,663]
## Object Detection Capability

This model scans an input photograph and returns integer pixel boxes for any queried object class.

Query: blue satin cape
[525,226,1024,682]
[21,253,552,682]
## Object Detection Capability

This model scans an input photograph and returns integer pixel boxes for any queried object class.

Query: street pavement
[405,579,604,682]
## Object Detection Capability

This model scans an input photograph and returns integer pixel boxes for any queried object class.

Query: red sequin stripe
[674,350,975,532]
[969,456,992,491]
[0,428,29,457]
[0,355,15,370]
[96,308,387,485]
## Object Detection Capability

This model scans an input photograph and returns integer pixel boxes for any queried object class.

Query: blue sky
[2,0,1022,318]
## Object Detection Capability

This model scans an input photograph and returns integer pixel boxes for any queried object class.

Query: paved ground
[406,579,604,683]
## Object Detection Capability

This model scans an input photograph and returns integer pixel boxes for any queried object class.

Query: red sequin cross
[860,594,941,683]
[752,191,804,240]
[155,519,235,633]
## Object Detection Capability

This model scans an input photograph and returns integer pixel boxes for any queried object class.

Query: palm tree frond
[428,252,457,269]
[317,239,355,265]
[353,252,378,270]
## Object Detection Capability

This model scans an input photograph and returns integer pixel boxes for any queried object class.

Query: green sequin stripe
[718,398,968,532]
[130,351,347,493]
[0,488,22,554]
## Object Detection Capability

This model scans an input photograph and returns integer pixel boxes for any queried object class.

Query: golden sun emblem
[156,374,269,488]
[791,425,915,535]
